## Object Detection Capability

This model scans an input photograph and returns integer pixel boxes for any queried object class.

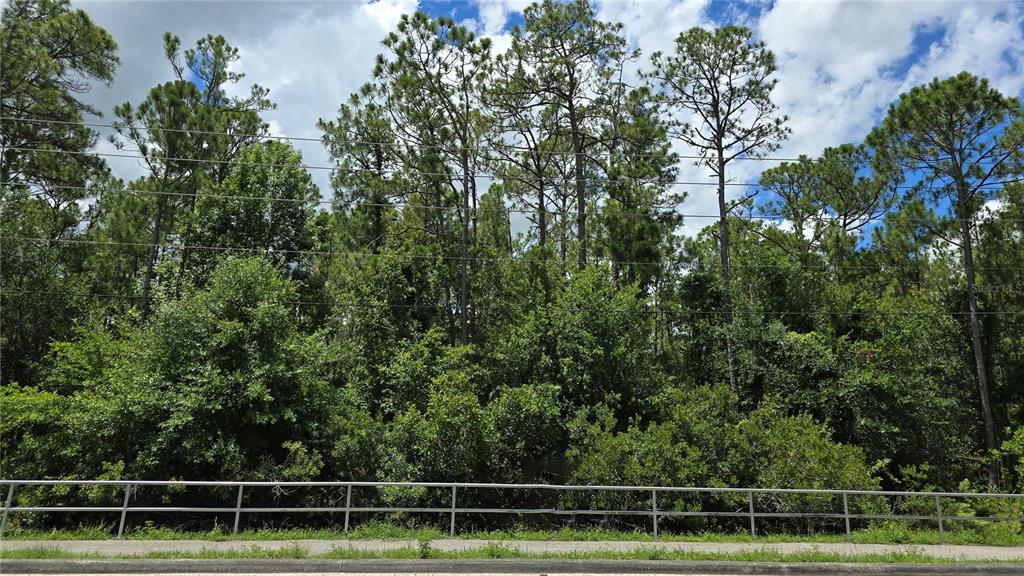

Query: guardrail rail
[2,479,1021,542]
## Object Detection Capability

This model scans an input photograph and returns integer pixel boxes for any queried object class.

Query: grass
[0,542,1002,564]
[3,521,443,542]
[5,520,1022,546]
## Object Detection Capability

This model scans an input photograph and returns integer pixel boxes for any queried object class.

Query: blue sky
[77,0,1024,237]
[421,0,485,21]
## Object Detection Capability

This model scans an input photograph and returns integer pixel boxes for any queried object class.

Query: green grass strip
[1,542,1019,564]
[5,520,1023,546]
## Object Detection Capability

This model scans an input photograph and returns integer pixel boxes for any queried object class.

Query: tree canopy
[2,0,1024,535]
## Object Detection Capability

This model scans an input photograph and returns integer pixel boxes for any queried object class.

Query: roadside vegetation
[0,542,1005,564]
[3,520,1022,547]
[3,0,1024,542]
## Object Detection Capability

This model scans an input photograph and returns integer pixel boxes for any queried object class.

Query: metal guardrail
[1,480,1022,543]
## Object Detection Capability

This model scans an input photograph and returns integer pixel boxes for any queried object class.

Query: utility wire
[7,235,1024,272]
[11,182,994,224]
[2,288,1019,317]
[1,116,1002,167]
[4,146,1020,192]
[0,116,876,163]
[12,181,1023,224]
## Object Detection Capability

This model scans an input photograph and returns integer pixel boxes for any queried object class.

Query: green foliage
[729,403,879,492]
[727,404,884,521]
[0,0,119,386]
[567,411,705,488]
[1002,427,1024,492]
[7,257,342,481]
[486,384,564,482]
[383,387,491,483]
[867,72,1024,484]
[648,25,789,164]
[0,0,118,186]
[547,266,670,419]
[562,385,880,519]
[6,0,1024,542]
[193,141,319,276]
[0,384,66,474]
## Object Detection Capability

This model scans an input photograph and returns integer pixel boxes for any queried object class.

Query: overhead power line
[2,288,1020,317]
[0,115,1002,167]
[17,182,1012,224]
[7,235,1024,272]
[4,145,1020,192]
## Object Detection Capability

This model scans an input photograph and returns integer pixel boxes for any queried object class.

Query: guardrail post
[934,495,944,543]
[651,489,658,538]
[344,483,352,531]
[117,484,132,538]
[450,486,457,537]
[1,483,16,536]
[232,485,244,535]
[842,493,851,543]
[748,491,756,537]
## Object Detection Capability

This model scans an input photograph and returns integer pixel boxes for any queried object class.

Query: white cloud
[900,2,1024,96]
[984,198,1005,214]
[599,0,710,57]
[745,0,1024,237]
[472,0,534,36]
[224,0,417,194]
[74,0,1023,240]
[759,1,940,159]
[760,0,1024,160]
[94,137,147,183]
[75,0,419,199]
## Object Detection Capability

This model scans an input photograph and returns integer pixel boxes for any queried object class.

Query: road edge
[2,558,1024,575]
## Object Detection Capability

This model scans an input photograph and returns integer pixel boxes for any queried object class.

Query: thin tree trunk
[717,150,737,393]
[432,178,455,346]
[568,102,586,272]
[372,145,384,254]
[469,152,478,342]
[459,153,470,345]
[536,160,547,250]
[536,165,550,304]
[141,195,165,320]
[471,175,478,242]
[461,77,474,345]
[176,179,198,292]
[559,219,567,275]
[958,181,998,486]
[653,276,661,355]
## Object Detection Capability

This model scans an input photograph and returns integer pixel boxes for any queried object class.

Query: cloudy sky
[75,0,1024,236]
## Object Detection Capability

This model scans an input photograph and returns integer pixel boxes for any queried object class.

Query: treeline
[2,0,1024,520]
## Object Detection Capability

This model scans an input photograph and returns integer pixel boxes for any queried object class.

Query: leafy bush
[728,403,881,520]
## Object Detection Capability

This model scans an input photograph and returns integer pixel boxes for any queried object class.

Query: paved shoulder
[2,539,1024,562]
[2,558,1024,575]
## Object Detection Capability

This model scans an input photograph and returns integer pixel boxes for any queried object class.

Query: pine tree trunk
[958,181,999,486]
[372,145,384,254]
[717,150,737,393]
[459,153,471,345]
[176,180,198,292]
[568,101,586,272]
[141,195,165,320]
[537,170,550,304]
[536,159,547,251]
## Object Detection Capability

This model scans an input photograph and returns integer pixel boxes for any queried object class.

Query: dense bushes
[2,259,881,495]
[4,0,1023,539]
